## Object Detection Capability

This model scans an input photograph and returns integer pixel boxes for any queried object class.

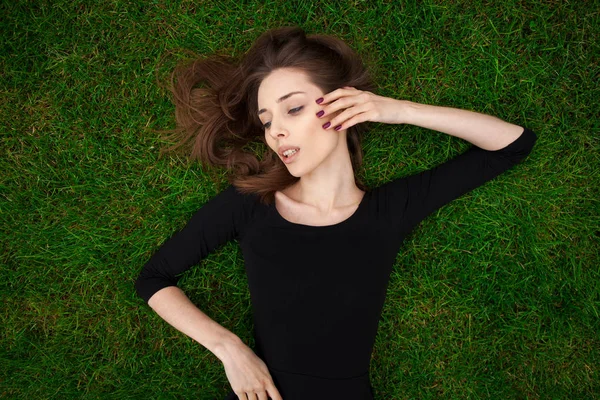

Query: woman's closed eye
[262,106,304,129]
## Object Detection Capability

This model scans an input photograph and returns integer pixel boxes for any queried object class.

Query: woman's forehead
[258,69,317,103]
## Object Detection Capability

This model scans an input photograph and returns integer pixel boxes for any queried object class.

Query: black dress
[136,127,537,400]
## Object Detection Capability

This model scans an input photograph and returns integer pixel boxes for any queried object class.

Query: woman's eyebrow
[257,91,306,115]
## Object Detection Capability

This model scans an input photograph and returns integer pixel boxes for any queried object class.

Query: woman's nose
[269,121,288,138]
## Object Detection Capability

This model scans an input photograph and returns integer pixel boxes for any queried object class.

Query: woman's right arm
[135,185,250,356]
[148,286,282,400]
[147,286,243,361]
[136,186,283,399]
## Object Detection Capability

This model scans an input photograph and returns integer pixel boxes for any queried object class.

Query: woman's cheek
[305,112,321,130]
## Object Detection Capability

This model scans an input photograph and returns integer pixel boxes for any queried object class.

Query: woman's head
[242,27,376,178]
[163,26,376,203]
[257,67,349,179]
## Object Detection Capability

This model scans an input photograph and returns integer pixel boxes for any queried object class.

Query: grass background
[1,0,599,398]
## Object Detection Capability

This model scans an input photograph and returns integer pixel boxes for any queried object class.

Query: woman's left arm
[398,101,524,151]
[319,87,537,228]
[318,87,524,151]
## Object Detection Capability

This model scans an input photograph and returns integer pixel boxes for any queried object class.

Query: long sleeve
[134,184,254,303]
[382,126,537,231]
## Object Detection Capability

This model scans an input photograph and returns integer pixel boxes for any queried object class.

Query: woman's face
[257,68,345,178]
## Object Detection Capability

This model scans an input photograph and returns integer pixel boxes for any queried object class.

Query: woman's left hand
[316,86,406,130]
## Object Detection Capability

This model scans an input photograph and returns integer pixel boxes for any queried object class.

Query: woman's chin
[287,169,302,178]
[285,165,305,178]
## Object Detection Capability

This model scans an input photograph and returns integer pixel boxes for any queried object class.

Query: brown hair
[160,26,377,204]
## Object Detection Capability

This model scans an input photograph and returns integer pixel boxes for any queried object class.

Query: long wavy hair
[160,26,377,205]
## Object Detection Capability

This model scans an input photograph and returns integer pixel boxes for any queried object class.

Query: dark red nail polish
[316,97,324,104]
[334,125,342,131]
[316,110,324,118]
[322,122,330,129]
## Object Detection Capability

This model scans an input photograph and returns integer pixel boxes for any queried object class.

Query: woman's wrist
[395,100,420,125]
[213,334,246,362]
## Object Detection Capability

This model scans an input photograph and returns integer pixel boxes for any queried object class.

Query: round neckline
[272,189,370,229]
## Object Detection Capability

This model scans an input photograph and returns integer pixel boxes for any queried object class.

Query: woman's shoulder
[216,183,262,205]
[187,184,265,238]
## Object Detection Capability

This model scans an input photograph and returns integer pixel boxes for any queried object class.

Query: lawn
[1,0,598,399]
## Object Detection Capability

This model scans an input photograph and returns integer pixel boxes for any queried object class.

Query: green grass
[1,0,598,398]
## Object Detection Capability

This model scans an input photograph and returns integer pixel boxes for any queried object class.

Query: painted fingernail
[316,110,324,118]
[316,97,324,104]
[334,125,342,131]
[322,122,331,129]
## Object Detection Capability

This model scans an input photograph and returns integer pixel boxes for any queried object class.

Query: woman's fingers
[316,86,359,106]
[256,390,268,400]
[221,340,283,400]
[324,102,373,131]
[316,89,373,130]
[316,87,404,128]
[316,87,369,128]
[266,382,284,400]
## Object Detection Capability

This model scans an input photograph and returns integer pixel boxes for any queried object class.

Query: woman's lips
[282,149,300,164]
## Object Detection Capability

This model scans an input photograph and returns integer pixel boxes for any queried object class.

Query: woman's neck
[284,150,363,214]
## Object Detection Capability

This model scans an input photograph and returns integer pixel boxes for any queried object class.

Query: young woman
[135,26,537,400]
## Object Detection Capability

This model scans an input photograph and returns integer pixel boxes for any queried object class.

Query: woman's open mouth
[282,148,300,164]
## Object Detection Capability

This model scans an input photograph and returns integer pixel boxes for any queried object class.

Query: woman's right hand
[219,341,283,400]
